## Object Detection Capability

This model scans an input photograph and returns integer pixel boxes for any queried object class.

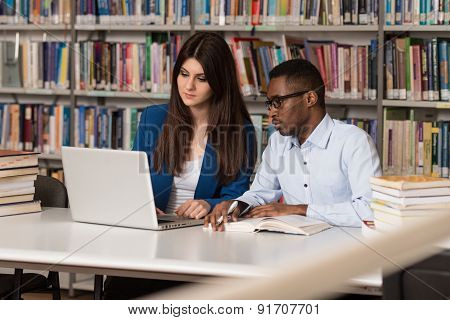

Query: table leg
[94,275,104,300]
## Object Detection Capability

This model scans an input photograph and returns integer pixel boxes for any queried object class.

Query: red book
[251,0,261,25]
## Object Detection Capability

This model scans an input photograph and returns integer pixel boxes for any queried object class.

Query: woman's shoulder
[140,104,169,125]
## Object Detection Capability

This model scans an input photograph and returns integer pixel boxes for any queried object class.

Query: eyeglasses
[265,90,311,110]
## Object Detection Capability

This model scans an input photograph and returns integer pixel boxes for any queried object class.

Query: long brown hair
[153,32,255,184]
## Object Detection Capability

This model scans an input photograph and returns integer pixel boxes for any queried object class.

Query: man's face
[266,76,309,137]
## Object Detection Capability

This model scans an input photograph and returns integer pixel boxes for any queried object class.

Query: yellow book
[423,122,432,176]
[59,46,68,89]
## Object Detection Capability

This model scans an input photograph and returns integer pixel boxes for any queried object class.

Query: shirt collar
[288,113,334,150]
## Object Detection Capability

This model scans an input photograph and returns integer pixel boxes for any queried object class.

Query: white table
[0,208,382,297]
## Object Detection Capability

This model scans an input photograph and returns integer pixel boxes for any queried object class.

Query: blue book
[63,107,71,147]
[395,0,402,24]
[438,40,449,101]
[79,106,85,147]
[386,0,392,25]
[370,119,378,147]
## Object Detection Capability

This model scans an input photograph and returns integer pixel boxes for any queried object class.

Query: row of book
[0,150,41,218]
[76,0,191,24]
[232,35,377,99]
[0,103,148,154]
[0,104,70,154]
[0,0,71,24]
[74,34,182,93]
[73,105,144,150]
[196,0,379,26]
[385,37,450,102]
[383,108,450,178]
[369,176,450,233]
[0,41,70,89]
[385,0,450,25]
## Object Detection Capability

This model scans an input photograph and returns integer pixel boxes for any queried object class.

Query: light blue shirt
[237,113,382,227]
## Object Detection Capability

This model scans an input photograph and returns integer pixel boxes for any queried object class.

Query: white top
[165,154,204,214]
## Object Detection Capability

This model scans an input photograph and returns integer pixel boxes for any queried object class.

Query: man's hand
[156,208,165,215]
[247,203,307,218]
[176,200,211,219]
[203,200,238,232]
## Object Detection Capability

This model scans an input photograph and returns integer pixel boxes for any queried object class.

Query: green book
[146,34,152,91]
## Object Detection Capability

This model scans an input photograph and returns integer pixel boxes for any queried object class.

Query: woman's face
[177,58,213,109]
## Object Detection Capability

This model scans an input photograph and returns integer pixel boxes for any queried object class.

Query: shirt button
[304,184,308,188]
[304,161,307,165]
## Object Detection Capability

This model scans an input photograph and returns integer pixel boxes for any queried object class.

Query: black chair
[383,249,450,299]
[0,175,68,300]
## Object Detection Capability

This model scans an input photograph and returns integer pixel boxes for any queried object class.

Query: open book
[224,215,332,236]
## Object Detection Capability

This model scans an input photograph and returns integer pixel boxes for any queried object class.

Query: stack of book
[0,150,41,217]
[369,175,450,232]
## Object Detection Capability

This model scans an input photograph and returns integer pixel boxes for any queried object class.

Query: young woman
[132,31,256,219]
[104,32,256,299]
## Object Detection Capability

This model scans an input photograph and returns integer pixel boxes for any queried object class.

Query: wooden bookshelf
[195,25,378,32]
[75,24,190,31]
[0,24,71,31]
[384,25,450,32]
[383,100,450,109]
[0,88,71,95]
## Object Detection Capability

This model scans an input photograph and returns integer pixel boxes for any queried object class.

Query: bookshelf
[0,0,449,168]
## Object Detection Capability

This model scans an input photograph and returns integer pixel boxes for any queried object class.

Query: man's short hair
[269,59,326,107]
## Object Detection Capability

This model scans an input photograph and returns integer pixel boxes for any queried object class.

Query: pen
[216,201,251,227]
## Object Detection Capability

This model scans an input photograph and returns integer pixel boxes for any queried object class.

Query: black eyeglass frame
[265,90,311,110]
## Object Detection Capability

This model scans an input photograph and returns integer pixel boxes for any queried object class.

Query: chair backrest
[33,175,69,208]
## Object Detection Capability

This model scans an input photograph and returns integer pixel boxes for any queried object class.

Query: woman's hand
[176,200,211,219]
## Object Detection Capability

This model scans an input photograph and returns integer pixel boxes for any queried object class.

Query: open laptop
[61,147,204,230]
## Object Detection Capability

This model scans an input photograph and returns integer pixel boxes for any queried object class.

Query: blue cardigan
[133,104,256,211]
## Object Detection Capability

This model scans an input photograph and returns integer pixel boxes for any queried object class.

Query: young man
[205,59,381,230]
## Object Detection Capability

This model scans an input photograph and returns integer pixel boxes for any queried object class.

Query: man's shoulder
[332,119,370,141]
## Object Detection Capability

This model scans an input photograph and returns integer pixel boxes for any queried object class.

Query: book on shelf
[0,0,71,24]
[0,40,70,90]
[75,34,182,94]
[198,0,378,26]
[385,36,450,102]
[230,36,377,99]
[385,0,450,25]
[221,214,331,236]
[382,108,450,177]
[76,0,190,25]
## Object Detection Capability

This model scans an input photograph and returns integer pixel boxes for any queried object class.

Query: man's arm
[306,132,382,227]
